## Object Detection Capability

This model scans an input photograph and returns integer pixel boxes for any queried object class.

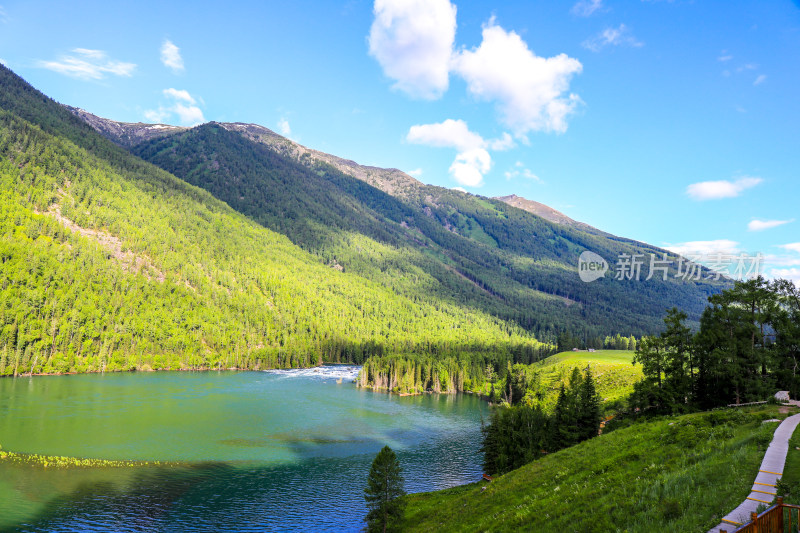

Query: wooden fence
[722,498,800,533]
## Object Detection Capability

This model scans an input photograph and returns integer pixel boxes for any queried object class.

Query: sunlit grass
[401,405,792,532]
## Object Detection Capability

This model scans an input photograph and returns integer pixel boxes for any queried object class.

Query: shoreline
[0,364,338,379]
[2,366,493,402]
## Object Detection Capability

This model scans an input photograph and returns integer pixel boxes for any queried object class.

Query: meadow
[401,405,793,532]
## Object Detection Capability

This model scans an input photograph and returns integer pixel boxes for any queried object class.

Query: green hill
[0,64,543,376]
[67,110,731,341]
[401,405,792,532]
[533,350,642,408]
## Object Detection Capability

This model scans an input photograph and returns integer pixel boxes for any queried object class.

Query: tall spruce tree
[578,368,601,441]
[364,446,406,533]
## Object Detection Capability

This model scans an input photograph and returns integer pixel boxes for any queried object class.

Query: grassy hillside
[0,64,544,376]
[401,405,792,532]
[124,122,729,341]
[533,350,642,409]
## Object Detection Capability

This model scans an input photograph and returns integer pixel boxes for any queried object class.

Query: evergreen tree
[480,412,500,476]
[631,335,669,411]
[364,446,406,533]
[578,368,601,441]
[553,380,578,449]
[661,307,694,410]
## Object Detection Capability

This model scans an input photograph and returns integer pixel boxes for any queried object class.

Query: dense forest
[481,367,602,476]
[126,121,729,341]
[0,64,546,376]
[631,277,800,412]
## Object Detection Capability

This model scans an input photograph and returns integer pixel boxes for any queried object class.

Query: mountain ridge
[58,81,729,342]
[65,106,662,254]
[494,194,606,236]
[0,63,545,378]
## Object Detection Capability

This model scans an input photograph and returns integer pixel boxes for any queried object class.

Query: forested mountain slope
[0,64,545,376]
[110,120,728,341]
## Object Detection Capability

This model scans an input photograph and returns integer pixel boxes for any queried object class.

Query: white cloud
[779,243,800,254]
[277,118,291,137]
[770,268,800,285]
[145,88,204,126]
[0,6,8,23]
[407,120,488,186]
[452,186,467,192]
[143,108,170,124]
[163,88,195,103]
[488,132,515,151]
[367,5,583,136]
[718,53,733,62]
[453,20,582,135]
[37,48,135,80]
[505,162,541,182]
[753,74,767,86]
[582,24,643,52]
[406,168,423,178]
[0,58,6,66]
[407,119,514,152]
[368,0,456,99]
[665,240,742,257]
[686,176,762,200]
[406,119,515,186]
[748,219,792,232]
[571,0,604,17]
[161,40,184,73]
[449,148,491,187]
[173,103,204,126]
[407,119,485,151]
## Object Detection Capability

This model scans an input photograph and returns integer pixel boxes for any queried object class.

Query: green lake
[0,366,488,531]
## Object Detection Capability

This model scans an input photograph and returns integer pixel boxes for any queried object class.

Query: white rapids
[264,364,361,381]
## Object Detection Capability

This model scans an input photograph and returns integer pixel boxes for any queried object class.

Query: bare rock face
[65,106,186,147]
[494,194,605,236]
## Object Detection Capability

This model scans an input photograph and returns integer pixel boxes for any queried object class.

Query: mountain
[65,107,729,342]
[494,194,605,236]
[0,64,546,377]
[65,106,185,147]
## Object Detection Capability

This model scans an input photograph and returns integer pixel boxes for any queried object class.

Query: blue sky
[1,0,799,282]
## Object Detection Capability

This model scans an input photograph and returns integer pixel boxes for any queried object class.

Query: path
[707,400,800,533]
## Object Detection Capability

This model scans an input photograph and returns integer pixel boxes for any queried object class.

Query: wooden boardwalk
[707,406,800,532]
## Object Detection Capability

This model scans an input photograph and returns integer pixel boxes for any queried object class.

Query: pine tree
[578,368,601,441]
[480,412,500,476]
[364,445,406,533]
[553,383,576,449]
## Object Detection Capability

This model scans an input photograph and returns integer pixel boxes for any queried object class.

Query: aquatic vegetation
[0,445,172,469]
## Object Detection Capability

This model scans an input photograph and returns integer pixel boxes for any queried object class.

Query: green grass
[532,350,642,411]
[777,411,800,503]
[401,405,793,532]
[538,350,636,367]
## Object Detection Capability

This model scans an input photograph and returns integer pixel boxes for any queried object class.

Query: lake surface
[0,367,487,532]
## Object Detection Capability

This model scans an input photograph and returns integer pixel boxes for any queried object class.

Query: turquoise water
[0,367,487,531]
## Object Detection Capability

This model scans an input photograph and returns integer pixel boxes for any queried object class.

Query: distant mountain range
[0,62,732,378]
[3,63,562,377]
[64,105,727,342]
